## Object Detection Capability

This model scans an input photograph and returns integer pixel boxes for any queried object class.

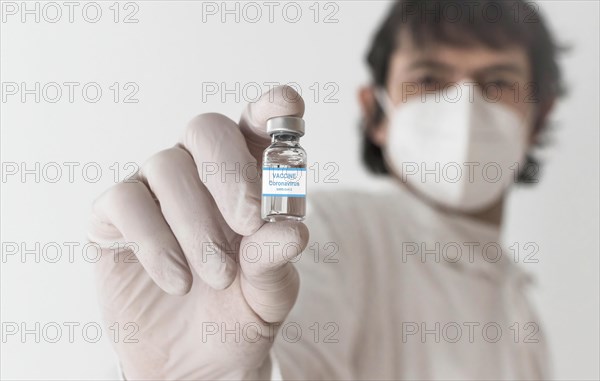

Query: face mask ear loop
[373,87,395,118]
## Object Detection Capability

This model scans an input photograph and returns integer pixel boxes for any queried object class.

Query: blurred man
[89,0,562,379]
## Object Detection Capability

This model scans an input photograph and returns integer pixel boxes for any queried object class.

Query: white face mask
[375,81,530,212]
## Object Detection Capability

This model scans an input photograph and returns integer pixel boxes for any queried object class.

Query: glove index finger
[239,221,309,323]
[181,113,264,237]
[239,85,305,163]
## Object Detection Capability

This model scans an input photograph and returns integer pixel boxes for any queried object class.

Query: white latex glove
[88,86,309,380]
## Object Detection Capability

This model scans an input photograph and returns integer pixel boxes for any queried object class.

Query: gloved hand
[88,85,309,380]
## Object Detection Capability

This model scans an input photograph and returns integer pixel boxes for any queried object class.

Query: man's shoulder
[307,177,410,217]
[308,188,384,219]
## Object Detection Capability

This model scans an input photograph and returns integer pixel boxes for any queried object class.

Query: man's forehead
[391,31,530,75]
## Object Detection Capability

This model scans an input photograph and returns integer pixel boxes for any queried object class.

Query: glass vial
[261,116,307,222]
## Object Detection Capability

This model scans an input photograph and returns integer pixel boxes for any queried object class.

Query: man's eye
[486,79,513,88]
[417,75,441,86]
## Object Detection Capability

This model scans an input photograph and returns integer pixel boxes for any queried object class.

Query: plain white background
[1,1,598,379]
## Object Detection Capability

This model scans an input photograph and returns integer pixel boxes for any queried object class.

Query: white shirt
[273,179,548,380]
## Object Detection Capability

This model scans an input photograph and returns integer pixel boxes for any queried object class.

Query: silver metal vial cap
[266,116,305,137]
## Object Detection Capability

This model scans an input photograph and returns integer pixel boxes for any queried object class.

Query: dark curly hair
[362,0,565,183]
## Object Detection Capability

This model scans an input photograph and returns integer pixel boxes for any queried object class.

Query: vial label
[262,167,307,197]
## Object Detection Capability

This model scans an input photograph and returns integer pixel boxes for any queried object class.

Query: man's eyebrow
[408,59,455,72]
[475,63,527,77]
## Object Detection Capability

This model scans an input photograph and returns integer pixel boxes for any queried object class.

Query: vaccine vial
[261,116,307,222]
